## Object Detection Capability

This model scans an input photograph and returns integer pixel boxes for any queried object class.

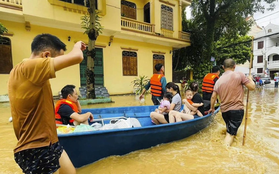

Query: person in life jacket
[139,63,167,105]
[55,85,93,125]
[202,66,220,101]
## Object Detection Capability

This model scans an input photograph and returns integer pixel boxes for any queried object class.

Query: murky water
[1,90,279,174]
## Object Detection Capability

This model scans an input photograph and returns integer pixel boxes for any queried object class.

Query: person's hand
[74,41,86,51]
[208,108,215,114]
[182,99,187,103]
[139,94,143,100]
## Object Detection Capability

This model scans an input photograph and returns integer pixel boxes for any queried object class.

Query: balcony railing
[179,31,190,40]
[267,60,279,69]
[121,17,155,34]
[0,0,22,10]
[161,28,174,38]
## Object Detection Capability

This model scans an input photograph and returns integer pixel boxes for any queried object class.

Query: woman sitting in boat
[150,82,182,124]
[55,85,94,126]
[168,82,204,123]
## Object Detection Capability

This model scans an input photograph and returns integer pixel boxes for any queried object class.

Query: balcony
[179,31,190,40]
[267,60,279,70]
[0,0,22,10]
[121,17,155,34]
[121,17,190,42]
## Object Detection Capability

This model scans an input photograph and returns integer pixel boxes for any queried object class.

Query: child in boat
[182,89,203,116]
[155,92,172,114]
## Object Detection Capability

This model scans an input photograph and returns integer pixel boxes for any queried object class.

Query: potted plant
[131,75,149,100]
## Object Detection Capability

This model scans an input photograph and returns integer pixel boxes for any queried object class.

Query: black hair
[189,81,199,92]
[166,82,180,95]
[163,92,173,103]
[155,63,163,72]
[212,66,220,73]
[31,34,66,56]
[61,85,75,99]
[223,59,235,69]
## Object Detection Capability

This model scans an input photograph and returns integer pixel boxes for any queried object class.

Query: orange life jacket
[202,73,219,93]
[55,99,78,125]
[150,74,164,97]
[187,99,193,105]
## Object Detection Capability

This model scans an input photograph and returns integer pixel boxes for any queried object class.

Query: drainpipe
[262,26,268,77]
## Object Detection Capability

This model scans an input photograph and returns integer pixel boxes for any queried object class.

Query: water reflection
[0,89,279,174]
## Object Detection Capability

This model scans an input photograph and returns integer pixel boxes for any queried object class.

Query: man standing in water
[8,34,86,173]
[209,59,255,146]
[139,63,167,105]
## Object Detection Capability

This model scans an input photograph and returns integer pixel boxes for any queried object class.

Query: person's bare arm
[245,75,256,90]
[70,112,93,123]
[165,103,176,113]
[139,89,147,100]
[53,41,86,71]
[183,99,197,111]
[192,102,203,107]
[208,91,217,113]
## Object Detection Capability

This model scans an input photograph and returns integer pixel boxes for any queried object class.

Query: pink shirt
[214,70,249,112]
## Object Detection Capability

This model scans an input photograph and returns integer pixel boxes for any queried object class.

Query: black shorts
[14,142,63,174]
[222,110,244,136]
[163,113,169,123]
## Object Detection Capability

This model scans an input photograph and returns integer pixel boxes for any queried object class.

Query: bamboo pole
[242,37,254,146]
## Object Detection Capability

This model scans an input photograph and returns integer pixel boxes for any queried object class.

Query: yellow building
[0,0,191,96]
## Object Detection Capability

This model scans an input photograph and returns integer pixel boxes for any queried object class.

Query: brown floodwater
[1,89,279,174]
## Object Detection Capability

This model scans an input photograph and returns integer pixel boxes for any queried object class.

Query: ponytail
[190,82,199,92]
[166,82,180,94]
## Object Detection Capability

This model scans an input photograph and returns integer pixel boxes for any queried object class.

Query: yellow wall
[0,20,173,96]
[0,0,186,96]
[103,38,172,95]
[0,20,89,95]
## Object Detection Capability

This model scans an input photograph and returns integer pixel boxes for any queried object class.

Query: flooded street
[0,89,279,174]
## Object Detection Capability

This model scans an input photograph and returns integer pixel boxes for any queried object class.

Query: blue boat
[58,105,220,168]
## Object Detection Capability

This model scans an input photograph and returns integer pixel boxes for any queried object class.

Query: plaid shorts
[14,142,63,174]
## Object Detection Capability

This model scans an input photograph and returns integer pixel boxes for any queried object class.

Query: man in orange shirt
[8,34,86,174]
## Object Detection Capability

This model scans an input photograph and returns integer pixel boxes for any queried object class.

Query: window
[144,2,150,23]
[153,54,165,74]
[258,41,264,49]
[161,5,173,30]
[257,56,263,63]
[0,37,13,74]
[257,68,263,73]
[274,55,279,61]
[59,0,97,9]
[121,0,136,19]
[122,51,137,76]
[268,29,272,33]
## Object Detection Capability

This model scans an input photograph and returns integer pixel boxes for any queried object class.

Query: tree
[0,23,8,38]
[190,0,277,61]
[81,0,102,99]
[213,35,252,66]
[173,1,276,82]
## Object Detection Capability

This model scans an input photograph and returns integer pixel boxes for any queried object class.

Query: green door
[80,48,104,87]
